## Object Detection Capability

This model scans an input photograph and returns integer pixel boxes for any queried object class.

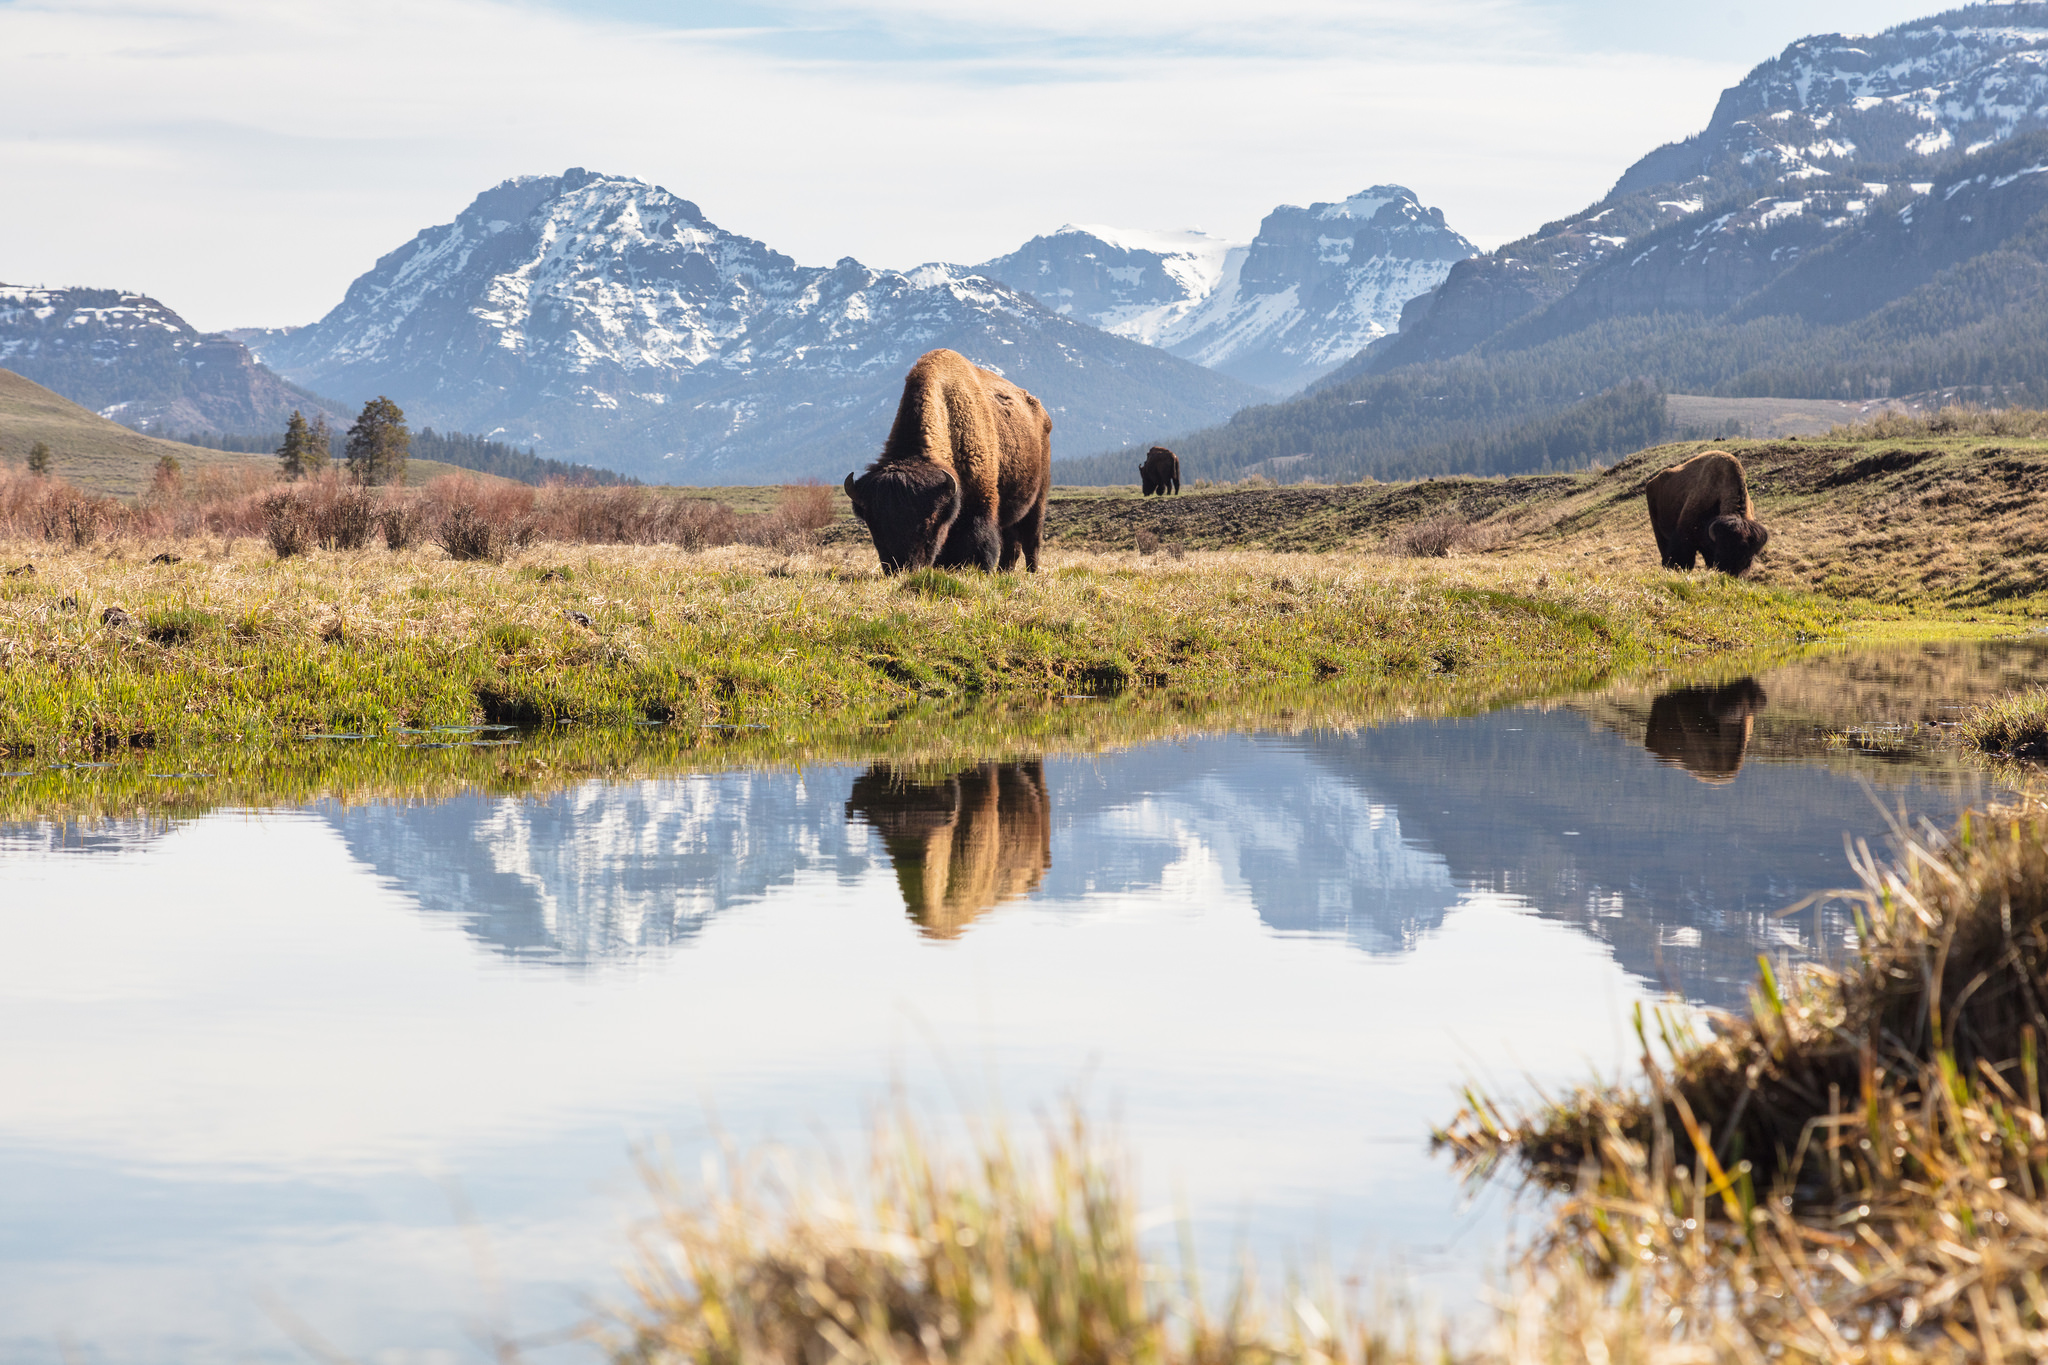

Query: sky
[0,0,1950,330]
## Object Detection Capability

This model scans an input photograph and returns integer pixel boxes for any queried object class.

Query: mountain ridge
[255,169,1261,483]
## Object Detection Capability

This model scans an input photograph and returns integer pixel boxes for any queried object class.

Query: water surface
[2,640,2036,1362]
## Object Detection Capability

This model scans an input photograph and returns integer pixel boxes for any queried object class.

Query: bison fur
[1644,450,1769,576]
[845,349,1051,573]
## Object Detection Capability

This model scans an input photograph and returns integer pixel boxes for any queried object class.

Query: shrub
[1388,511,1508,558]
[262,491,310,558]
[317,484,377,550]
[439,504,508,562]
[379,503,428,551]
[1135,529,1160,556]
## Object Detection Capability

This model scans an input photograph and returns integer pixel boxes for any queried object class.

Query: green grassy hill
[0,367,270,496]
[0,368,507,496]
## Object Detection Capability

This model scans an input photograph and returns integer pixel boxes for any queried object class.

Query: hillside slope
[0,368,273,496]
[1368,3,2048,373]
[1008,431,2048,609]
[1130,125,2048,485]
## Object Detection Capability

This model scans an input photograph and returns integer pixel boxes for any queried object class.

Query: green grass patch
[1960,686,2048,757]
[0,539,1994,758]
[899,568,971,599]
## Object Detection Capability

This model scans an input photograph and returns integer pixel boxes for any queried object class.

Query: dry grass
[1438,789,2048,1359]
[1387,512,1510,558]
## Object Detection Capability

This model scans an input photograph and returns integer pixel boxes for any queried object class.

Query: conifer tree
[277,410,314,480]
[306,415,331,475]
[27,441,51,476]
[343,397,409,486]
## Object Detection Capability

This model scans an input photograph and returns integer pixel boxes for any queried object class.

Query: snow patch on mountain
[979,186,1476,394]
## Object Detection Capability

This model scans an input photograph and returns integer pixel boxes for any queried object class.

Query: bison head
[844,464,961,574]
[1706,514,1769,576]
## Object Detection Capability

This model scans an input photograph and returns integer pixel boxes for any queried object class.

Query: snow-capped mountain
[975,225,1244,349]
[1366,3,2048,373]
[0,285,343,434]
[979,187,1476,394]
[256,169,1259,482]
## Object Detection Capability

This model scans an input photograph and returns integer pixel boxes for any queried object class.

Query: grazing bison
[844,349,1051,573]
[1139,445,1180,496]
[1644,679,1768,785]
[845,761,1052,938]
[1645,450,1770,575]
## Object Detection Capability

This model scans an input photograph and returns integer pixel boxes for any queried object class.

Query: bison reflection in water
[1644,679,1769,784]
[845,761,1053,938]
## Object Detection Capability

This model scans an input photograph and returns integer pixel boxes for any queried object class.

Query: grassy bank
[0,535,1873,756]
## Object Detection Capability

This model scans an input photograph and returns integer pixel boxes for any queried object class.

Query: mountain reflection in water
[1644,679,1769,784]
[845,762,1053,938]
[305,698,1994,1006]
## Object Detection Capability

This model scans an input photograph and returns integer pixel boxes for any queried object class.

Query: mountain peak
[252,175,1258,480]
[978,188,1476,392]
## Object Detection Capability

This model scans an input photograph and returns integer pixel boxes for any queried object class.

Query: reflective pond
[3,640,2041,1362]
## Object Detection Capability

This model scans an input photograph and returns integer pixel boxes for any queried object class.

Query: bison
[1645,450,1770,575]
[1644,679,1768,785]
[1139,445,1180,496]
[844,349,1051,573]
[845,760,1052,938]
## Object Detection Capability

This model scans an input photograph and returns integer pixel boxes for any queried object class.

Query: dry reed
[1960,687,2048,757]
[610,1108,1412,1365]
[1439,790,2048,1358]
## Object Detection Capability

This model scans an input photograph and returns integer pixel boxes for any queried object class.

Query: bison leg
[936,513,1002,571]
[1005,500,1045,573]
[1652,521,1690,570]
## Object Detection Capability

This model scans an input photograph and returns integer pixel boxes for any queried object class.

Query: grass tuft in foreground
[1438,791,2048,1359]
[609,1109,1427,1365]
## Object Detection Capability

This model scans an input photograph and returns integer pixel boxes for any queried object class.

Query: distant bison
[1645,450,1769,575]
[1139,445,1180,496]
[844,349,1051,573]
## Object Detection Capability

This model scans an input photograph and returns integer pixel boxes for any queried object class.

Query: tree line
[170,408,637,487]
